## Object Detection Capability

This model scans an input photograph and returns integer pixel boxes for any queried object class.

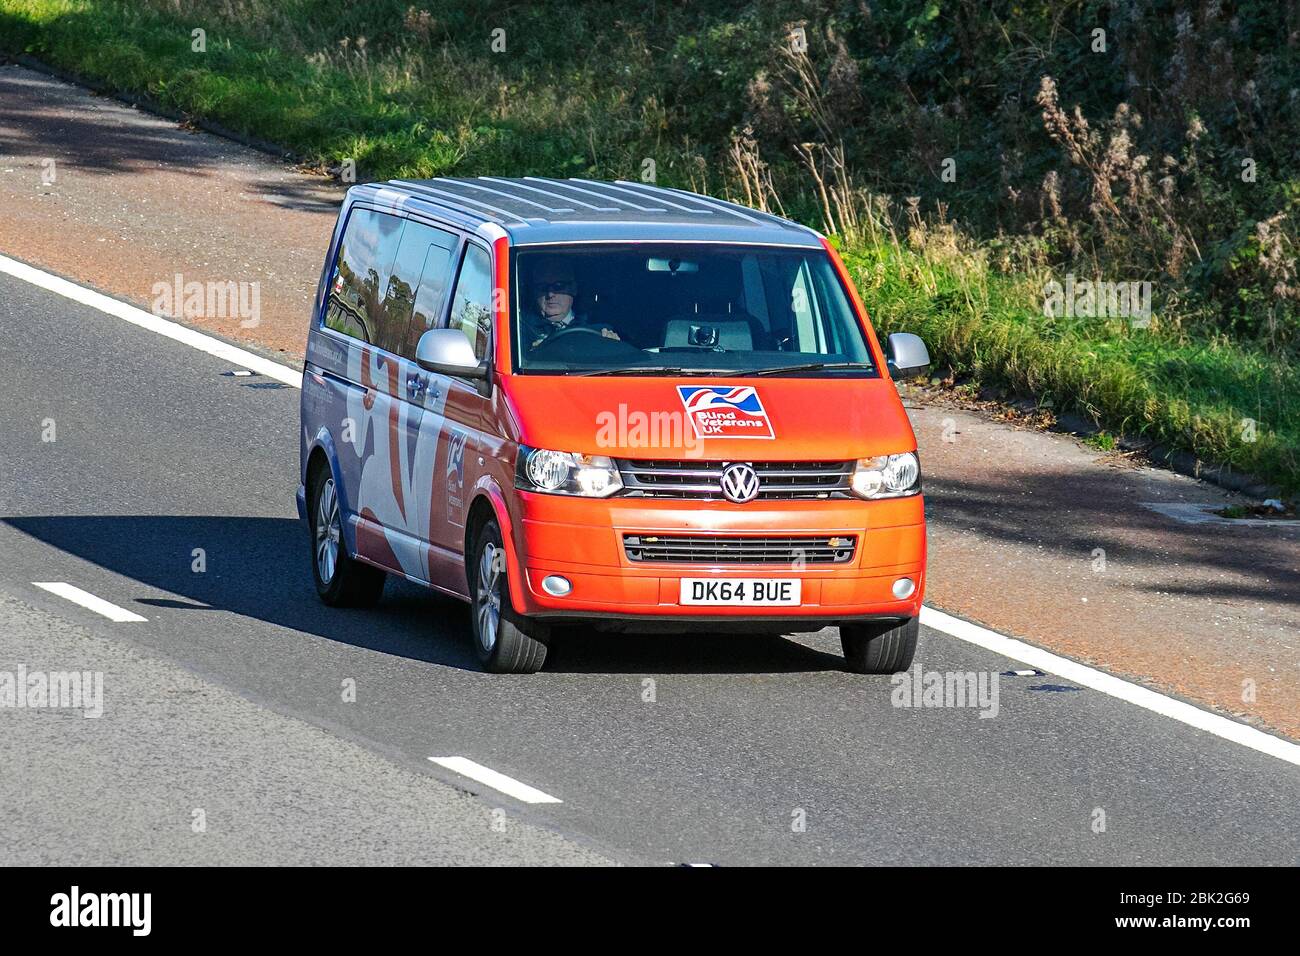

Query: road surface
[4,62,1297,738]
[1,271,1297,865]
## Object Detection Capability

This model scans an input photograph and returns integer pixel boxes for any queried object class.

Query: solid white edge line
[0,252,303,389]
[33,582,148,623]
[920,605,1300,767]
[3,252,1295,768]
[429,756,562,804]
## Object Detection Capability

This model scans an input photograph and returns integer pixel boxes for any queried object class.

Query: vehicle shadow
[2,514,846,676]
[543,628,842,675]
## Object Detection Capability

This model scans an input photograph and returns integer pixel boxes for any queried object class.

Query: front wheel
[470,519,549,674]
[840,617,918,674]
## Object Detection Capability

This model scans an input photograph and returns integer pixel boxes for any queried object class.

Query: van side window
[448,243,493,362]
[382,221,458,357]
[402,229,459,357]
[323,207,404,348]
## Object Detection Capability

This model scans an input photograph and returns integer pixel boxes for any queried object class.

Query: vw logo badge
[720,463,760,503]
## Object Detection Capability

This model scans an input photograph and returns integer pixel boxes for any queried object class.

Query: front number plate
[679,578,801,606]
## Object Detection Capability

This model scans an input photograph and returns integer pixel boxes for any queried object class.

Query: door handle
[406,374,427,397]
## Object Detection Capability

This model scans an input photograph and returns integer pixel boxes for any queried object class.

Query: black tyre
[308,466,385,608]
[469,519,548,673]
[840,617,918,674]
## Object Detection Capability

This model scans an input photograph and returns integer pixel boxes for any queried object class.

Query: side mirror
[886,332,930,380]
[415,328,488,380]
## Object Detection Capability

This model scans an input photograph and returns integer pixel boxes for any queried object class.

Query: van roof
[363,177,823,248]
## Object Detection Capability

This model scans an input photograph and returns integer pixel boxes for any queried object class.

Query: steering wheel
[544,326,607,341]
[530,324,639,363]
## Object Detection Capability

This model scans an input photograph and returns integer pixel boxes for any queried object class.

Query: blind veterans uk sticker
[676,385,775,439]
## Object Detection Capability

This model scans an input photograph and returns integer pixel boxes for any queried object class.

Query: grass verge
[1,0,1295,491]
[844,240,1297,489]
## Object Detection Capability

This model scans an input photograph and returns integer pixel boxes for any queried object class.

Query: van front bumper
[508,491,926,625]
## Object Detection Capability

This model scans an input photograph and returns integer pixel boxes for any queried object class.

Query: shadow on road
[0,62,222,179]
[0,60,341,212]
[3,514,845,676]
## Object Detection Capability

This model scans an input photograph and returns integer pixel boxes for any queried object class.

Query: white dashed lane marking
[429,756,563,804]
[32,582,149,623]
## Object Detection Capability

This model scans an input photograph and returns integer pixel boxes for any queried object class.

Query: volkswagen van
[298,178,930,673]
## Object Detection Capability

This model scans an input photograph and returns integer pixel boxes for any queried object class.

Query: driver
[524,258,620,349]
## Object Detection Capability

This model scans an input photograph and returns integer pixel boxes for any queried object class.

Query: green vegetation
[839,229,1297,483]
[1,0,1296,488]
[1083,432,1118,453]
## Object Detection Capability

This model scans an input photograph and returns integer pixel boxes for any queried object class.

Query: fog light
[542,575,572,597]
[892,577,916,599]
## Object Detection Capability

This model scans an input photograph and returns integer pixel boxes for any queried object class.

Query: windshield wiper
[575,362,871,377]
[576,366,734,377]
[749,361,870,376]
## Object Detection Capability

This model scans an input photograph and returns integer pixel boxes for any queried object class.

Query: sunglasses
[534,281,575,296]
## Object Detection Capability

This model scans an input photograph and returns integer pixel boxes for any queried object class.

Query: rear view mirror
[886,332,930,380]
[415,328,487,379]
[646,257,699,274]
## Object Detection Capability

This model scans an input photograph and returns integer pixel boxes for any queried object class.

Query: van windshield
[511,244,876,376]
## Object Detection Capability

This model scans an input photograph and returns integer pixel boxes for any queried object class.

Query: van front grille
[623,534,856,565]
[615,459,853,499]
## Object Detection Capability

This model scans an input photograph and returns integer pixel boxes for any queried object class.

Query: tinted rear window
[323,207,404,351]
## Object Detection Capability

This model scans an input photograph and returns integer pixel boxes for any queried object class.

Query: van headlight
[851,452,921,499]
[516,446,623,497]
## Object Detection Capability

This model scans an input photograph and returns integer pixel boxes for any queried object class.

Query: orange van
[299,178,930,673]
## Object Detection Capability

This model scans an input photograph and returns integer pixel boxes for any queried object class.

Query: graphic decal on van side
[677,385,775,439]
[344,343,453,583]
[446,427,469,524]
